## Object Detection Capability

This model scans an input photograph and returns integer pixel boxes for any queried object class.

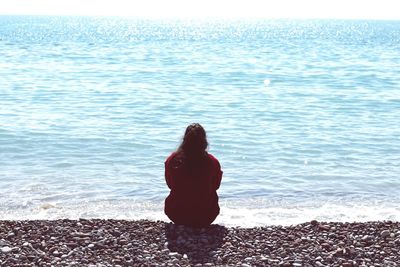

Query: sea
[1,16,399,226]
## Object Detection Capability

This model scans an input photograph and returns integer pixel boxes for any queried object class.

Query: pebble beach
[1,219,399,266]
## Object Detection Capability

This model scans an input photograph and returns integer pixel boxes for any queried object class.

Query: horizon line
[0,14,399,21]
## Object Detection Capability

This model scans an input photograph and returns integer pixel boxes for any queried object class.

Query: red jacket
[164,152,223,227]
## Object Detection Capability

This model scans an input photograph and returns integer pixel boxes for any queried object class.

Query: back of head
[173,123,209,172]
[180,123,208,155]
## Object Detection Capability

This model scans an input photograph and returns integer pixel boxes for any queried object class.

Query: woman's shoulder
[165,152,178,163]
[206,153,220,164]
[206,153,222,175]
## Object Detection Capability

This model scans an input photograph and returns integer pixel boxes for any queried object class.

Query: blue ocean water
[1,16,399,226]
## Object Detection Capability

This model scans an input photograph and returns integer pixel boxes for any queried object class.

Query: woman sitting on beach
[164,123,223,227]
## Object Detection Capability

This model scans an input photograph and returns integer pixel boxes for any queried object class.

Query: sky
[0,0,399,20]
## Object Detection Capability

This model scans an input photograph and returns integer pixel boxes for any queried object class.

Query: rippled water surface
[1,17,400,225]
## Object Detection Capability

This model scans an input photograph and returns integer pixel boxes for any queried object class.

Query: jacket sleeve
[165,153,175,189]
[213,157,223,190]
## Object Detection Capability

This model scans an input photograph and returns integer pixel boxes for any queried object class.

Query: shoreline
[1,219,399,266]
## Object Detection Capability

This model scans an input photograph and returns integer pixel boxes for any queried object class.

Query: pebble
[321,243,331,250]
[381,230,390,238]
[168,252,179,257]
[0,246,12,253]
[361,235,371,241]
[7,232,15,238]
[318,224,330,231]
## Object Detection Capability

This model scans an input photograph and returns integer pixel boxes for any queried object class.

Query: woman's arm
[209,154,223,190]
[214,160,223,190]
[165,153,176,189]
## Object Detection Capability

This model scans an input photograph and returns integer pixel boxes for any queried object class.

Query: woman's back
[164,124,223,227]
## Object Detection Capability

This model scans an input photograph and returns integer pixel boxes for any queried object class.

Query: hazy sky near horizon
[0,0,399,20]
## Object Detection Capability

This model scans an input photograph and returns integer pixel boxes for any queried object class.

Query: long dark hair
[174,123,209,169]
[179,123,208,154]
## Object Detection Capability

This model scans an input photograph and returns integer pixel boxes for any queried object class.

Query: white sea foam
[1,198,399,227]
[218,202,400,227]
